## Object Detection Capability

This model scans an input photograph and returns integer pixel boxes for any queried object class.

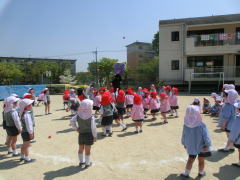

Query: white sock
[135,127,138,131]
[119,121,126,128]
[12,149,17,154]
[199,171,205,175]
[108,126,112,133]
[85,155,91,165]
[21,154,25,159]
[25,156,31,161]
[176,111,178,116]
[78,153,84,163]
[170,110,173,115]
[8,148,12,152]
[102,127,106,134]
[184,169,191,176]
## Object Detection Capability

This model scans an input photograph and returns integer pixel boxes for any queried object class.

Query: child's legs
[161,113,167,119]
[22,141,30,156]
[45,104,47,113]
[78,145,85,154]
[6,136,13,148]
[11,136,17,150]
[85,145,91,156]
[198,157,205,172]
[186,156,196,170]
[152,112,155,118]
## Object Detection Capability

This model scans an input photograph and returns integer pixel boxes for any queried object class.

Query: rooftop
[126,41,152,47]
[159,14,240,26]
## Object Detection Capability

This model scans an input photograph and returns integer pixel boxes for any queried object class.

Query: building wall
[187,23,240,33]
[159,24,184,83]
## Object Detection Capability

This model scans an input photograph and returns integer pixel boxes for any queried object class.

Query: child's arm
[12,110,22,132]
[24,113,34,135]
[202,124,211,149]
[181,125,186,147]
[91,117,97,141]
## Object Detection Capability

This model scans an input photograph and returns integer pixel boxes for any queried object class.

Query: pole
[95,48,99,88]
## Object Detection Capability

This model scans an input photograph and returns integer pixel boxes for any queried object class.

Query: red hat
[117,90,125,102]
[63,94,70,99]
[23,93,33,99]
[127,88,134,95]
[110,88,114,93]
[134,94,142,105]
[64,89,69,94]
[150,91,157,99]
[164,85,172,91]
[101,92,112,106]
[172,88,178,95]
[160,92,167,99]
[94,90,98,97]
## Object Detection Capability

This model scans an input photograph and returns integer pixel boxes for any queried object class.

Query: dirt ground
[0,95,240,180]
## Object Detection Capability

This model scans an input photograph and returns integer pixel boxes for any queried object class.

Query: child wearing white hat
[19,98,36,163]
[4,96,21,156]
[228,102,240,167]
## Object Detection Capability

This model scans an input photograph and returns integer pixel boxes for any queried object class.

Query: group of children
[180,84,240,178]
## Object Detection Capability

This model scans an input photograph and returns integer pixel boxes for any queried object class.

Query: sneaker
[134,131,139,134]
[108,132,113,137]
[139,129,143,133]
[122,127,128,131]
[79,162,85,167]
[85,162,92,169]
[169,114,174,117]
[12,153,20,157]
[198,171,206,177]
[7,151,13,155]
[180,173,189,178]
[164,121,168,124]
[144,115,148,118]
[102,134,107,137]
[232,163,240,167]
[175,115,179,118]
[24,159,36,163]
[20,157,25,161]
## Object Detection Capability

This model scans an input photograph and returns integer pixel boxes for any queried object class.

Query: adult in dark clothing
[112,74,122,91]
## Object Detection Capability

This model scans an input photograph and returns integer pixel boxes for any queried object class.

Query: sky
[0,0,239,72]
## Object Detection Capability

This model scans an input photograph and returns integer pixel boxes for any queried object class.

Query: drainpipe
[181,23,186,83]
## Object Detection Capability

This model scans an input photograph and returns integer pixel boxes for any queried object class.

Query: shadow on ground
[213,164,240,180]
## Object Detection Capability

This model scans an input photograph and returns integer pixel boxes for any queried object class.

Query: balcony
[185,33,240,55]
[184,66,240,81]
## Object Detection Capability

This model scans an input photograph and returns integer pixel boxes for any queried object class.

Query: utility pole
[95,48,99,88]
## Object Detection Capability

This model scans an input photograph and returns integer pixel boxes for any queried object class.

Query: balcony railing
[188,32,240,47]
[185,66,240,81]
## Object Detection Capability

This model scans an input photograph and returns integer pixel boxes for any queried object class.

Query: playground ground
[0,95,239,180]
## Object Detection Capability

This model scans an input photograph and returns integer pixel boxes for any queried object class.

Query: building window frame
[171,60,180,70]
[171,31,179,41]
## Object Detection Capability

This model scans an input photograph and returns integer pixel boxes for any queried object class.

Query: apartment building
[159,14,240,84]
[127,41,155,68]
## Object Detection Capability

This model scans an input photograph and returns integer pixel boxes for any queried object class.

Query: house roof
[159,14,240,26]
[126,41,152,47]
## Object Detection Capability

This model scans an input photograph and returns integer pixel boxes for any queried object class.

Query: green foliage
[152,31,159,55]
[0,62,23,85]
[76,72,94,85]
[59,69,76,84]
[88,57,118,86]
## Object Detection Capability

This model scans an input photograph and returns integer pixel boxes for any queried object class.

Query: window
[171,31,179,41]
[171,60,179,70]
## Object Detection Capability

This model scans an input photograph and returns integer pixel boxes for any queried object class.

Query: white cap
[234,102,240,109]
[44,88,49,91]
[10,93,18,97]
[194,97,200,103]
[19,99,34,117]
[70,89,75,92]
[216,96,222,102]
[211,92,217,98]
[223,84,228,89]
[228,84,235,90]
[6,96,20,104]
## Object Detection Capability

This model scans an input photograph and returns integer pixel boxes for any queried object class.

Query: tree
[88,58,118,86]
[59,69,77,84]
[0,62,23,85]
[152,31,159,55]
[76,72,94,85]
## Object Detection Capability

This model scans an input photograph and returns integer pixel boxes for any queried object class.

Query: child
[28,88,35,106]
[164,85,172,96]
[116,90,127,131]
[70,99,97,168]
[77,88,87,101]
[100,92,114,137]
[159,93,170,123]
[136,87,143,96]
[109,88,116,104]
[69,89,76,98]
[63,92,70,110]
[4,96,22,156]
[228,101,240,167]
[93,91,101,115]
[218,89,239,152]
[131,94,144,133]
[69,98,80,116]
[44,88,51,115]
[202,98,211,114]
[149,91,160,120]
[19,98,36,163]
[209,96,222,117]
[142,90,150,118]
[125,88,134,117]
[37,90,45,106]
[168,87,179,117]
[181,103,211,178]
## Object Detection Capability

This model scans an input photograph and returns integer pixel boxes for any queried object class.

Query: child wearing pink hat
[168,88,179,117]
[142,90,150,118]
[149,91,160,120]
[181,102,211,178]
[131,94,144,133]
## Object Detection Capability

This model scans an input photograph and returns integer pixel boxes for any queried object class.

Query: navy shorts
[6,126,19,136]
[21,132,31,142]
[78,133,94,145]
